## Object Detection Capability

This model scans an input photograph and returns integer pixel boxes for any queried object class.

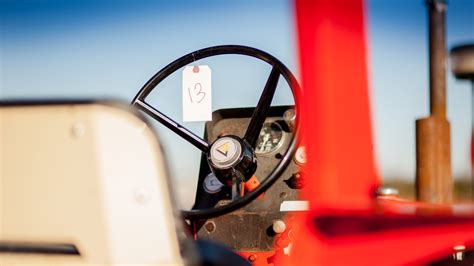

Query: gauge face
[294,146,306,165]
[203,173,224,194]
[255,122,285,155]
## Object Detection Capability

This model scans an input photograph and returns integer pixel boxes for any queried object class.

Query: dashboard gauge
[255,121,285,155]
[203,173,224,194]
[294,146,307,165]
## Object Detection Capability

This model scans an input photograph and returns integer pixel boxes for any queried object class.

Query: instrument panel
[192,105,305,253]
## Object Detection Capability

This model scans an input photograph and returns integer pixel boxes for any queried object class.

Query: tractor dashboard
[192,105,304,256]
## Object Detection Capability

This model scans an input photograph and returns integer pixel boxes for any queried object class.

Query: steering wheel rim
[131,45,301,220]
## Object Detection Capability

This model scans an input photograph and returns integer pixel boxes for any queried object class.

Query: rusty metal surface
[427,0,447,118]
[415,0,453,204]
[416,117,453,203]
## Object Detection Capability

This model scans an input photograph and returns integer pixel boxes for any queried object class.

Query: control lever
[244,175,264,199]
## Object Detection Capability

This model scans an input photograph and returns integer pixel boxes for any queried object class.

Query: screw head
[204,221,216,233]
[134,187,150,204]
[273,219,286,234]
[248,254,257,262]
[376,187,399,197]
[71,122,85,138]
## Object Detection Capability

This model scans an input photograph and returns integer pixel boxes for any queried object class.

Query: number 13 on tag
[182,65,212,122]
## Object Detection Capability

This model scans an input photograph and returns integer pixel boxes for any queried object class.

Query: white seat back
[0,102,183,265]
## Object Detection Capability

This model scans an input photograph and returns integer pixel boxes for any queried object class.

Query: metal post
[415,0,453,204]
[428,0,447,118]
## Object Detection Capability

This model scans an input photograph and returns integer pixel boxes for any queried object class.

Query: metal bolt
[376,187,399,197]
[280,192,288,199]
[272,219,286,234]
[204,221,216,233]
[71,122,85,138]
[134,187,150,204]
[248,254,257,262]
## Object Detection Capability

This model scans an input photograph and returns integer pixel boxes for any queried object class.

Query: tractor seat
[0,101,186,265]
[450,44,474,80]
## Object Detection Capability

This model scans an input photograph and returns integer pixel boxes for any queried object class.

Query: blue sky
[1,0,473,189]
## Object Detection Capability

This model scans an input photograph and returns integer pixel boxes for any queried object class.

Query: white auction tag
[182,65,212,122]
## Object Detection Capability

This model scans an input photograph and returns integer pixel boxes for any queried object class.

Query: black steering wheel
[131,45,301,220]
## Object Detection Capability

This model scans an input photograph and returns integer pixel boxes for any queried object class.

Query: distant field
[175,178,473,210]
[384,179,473,202]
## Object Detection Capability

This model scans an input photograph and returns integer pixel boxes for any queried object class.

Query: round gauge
[203,173,224,194]
[294,146,307,165]
[255,121,285,155]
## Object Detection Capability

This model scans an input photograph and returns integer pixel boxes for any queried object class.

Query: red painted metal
[294,0,379,212]
[239,251,288,266]
[289,203,474,265]
[287,0,474,265]
[239,216,301,265]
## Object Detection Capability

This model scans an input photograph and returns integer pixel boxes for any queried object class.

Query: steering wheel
[131,45,301,220]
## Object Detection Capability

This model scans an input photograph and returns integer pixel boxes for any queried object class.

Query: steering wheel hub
[207,135,257,186]
[209,136,242,169]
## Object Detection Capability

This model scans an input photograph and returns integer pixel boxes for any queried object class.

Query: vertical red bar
[287,1,379,264]
[295,0,378,211]
[285,2,474,265]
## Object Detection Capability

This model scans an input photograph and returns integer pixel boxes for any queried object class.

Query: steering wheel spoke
[244,66,280,148]
[134,100,210,152]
